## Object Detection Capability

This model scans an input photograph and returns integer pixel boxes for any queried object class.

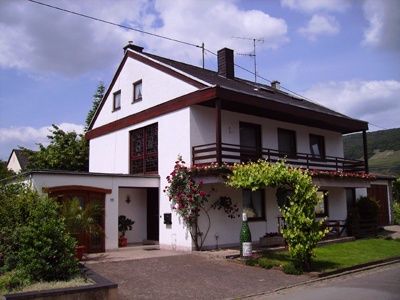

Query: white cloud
[298,14,340,41]
[0,123,84,160]
[0,0,288,76]
[304,80,400,130]
[281,0,349,13]
[145,0,288,62]
[362,0,400,51]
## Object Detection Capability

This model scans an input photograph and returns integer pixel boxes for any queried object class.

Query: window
[242,189,265,221]
[315,191,329,217]
[278,128,297,157]
[130,123,158,174]
[133,80,142,103]
[310,134,325,159]
[113,90,121,111]
[240,122,262,162]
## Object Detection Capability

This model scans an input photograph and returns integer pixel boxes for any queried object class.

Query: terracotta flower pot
[119,236,128,247]
[75,245,86,260]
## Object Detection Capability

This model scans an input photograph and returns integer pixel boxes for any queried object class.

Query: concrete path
[384,225,400,239]
[84,245,187,264]
[251,262,400,300]
[89,253,309,300]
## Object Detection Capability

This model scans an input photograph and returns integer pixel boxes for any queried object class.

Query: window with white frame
[113,90,121,111]
[133,80,142,103]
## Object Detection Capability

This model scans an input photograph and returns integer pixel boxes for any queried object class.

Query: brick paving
[89,253,309,300]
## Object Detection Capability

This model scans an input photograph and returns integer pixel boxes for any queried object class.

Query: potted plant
[118,215,135,247]
[60,198,103,260]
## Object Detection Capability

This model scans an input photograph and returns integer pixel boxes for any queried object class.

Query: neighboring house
[25,43,394,252]
[7,149,31,173]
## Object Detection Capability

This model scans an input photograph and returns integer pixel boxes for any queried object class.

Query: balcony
[192,143,366,173]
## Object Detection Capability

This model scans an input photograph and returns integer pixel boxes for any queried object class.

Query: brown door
[147,188,159,241]
[367,184,389,226]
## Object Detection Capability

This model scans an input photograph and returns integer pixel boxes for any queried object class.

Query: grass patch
[312,238,400,272]
[249,238,400,274]
[0,275,93,296]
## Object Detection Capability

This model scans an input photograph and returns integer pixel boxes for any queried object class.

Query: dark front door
[240,122,261,162]
[367,184,390,226]
[147,188,159,241]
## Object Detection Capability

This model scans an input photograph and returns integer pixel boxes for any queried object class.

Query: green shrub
[0,184,79,288]
[245,258,258,266]
[282,262,303,275]
[258,258,274,269]
[393,201,400,225]
[16,196,79,282]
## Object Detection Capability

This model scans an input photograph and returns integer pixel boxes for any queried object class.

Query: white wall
[29,173,159,251]
[93,55,198,129]
[196,183,349,248]
[190,105,344,158]
[326,187,347,220]
[90,108,194,250]
[118,188,147,244]
[197,184,277,248]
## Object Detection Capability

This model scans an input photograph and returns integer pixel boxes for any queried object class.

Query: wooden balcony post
[362,130,369,173]
[216,99,222,165]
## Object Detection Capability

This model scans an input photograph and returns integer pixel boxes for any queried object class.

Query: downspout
[362,130,369,173]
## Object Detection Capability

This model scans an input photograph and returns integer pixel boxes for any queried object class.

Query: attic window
[113,90,121,111]
[133,80,142,103]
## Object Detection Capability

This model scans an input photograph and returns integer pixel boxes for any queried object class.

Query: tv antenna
[233,37,264,83]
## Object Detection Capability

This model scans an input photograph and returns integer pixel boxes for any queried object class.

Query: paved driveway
[89,253,309,299]
[254,262,400,300]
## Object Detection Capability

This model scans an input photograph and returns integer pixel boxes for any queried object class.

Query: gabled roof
[142,52,359,121]
[87,47,368,137]
[7,149,31,170]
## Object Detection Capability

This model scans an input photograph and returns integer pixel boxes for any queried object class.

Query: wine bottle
[240,212,252,257]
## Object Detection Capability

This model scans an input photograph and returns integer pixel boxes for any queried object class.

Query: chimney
[271,80,280,90]
[123,41,144,53]
[217,48,234,79]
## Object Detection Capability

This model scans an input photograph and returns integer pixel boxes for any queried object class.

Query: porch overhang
[313,176,371,188]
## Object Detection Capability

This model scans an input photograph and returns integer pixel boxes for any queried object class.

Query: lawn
[248,238,400,273]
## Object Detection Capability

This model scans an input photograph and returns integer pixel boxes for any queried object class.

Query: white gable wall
[7,151,22,173]
[93,57,199,129]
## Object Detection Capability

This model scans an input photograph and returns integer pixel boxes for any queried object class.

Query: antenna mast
[233,37,264,83]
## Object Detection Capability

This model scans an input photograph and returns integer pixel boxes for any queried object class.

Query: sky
[0,0,399,160]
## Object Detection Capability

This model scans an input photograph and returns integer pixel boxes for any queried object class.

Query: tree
[85,82,105,131]
[22,125,88,171]
[0,160,14,181]
[227,160,327,271]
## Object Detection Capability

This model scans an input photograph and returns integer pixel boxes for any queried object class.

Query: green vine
[227,160,328,271]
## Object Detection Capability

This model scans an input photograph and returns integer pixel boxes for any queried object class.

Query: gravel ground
[89,253,309,300]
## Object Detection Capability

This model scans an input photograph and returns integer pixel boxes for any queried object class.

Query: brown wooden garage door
[367,184,389,226]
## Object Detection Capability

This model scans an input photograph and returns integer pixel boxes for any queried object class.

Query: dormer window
[133,80,142,103]
[113,90,121,111]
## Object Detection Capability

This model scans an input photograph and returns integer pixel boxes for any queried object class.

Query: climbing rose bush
[165,157,238,250]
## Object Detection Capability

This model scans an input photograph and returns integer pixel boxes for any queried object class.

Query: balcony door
[240,122,261,162]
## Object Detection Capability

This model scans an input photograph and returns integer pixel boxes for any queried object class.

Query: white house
[25,43,394,252]
[7,149,30,173]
